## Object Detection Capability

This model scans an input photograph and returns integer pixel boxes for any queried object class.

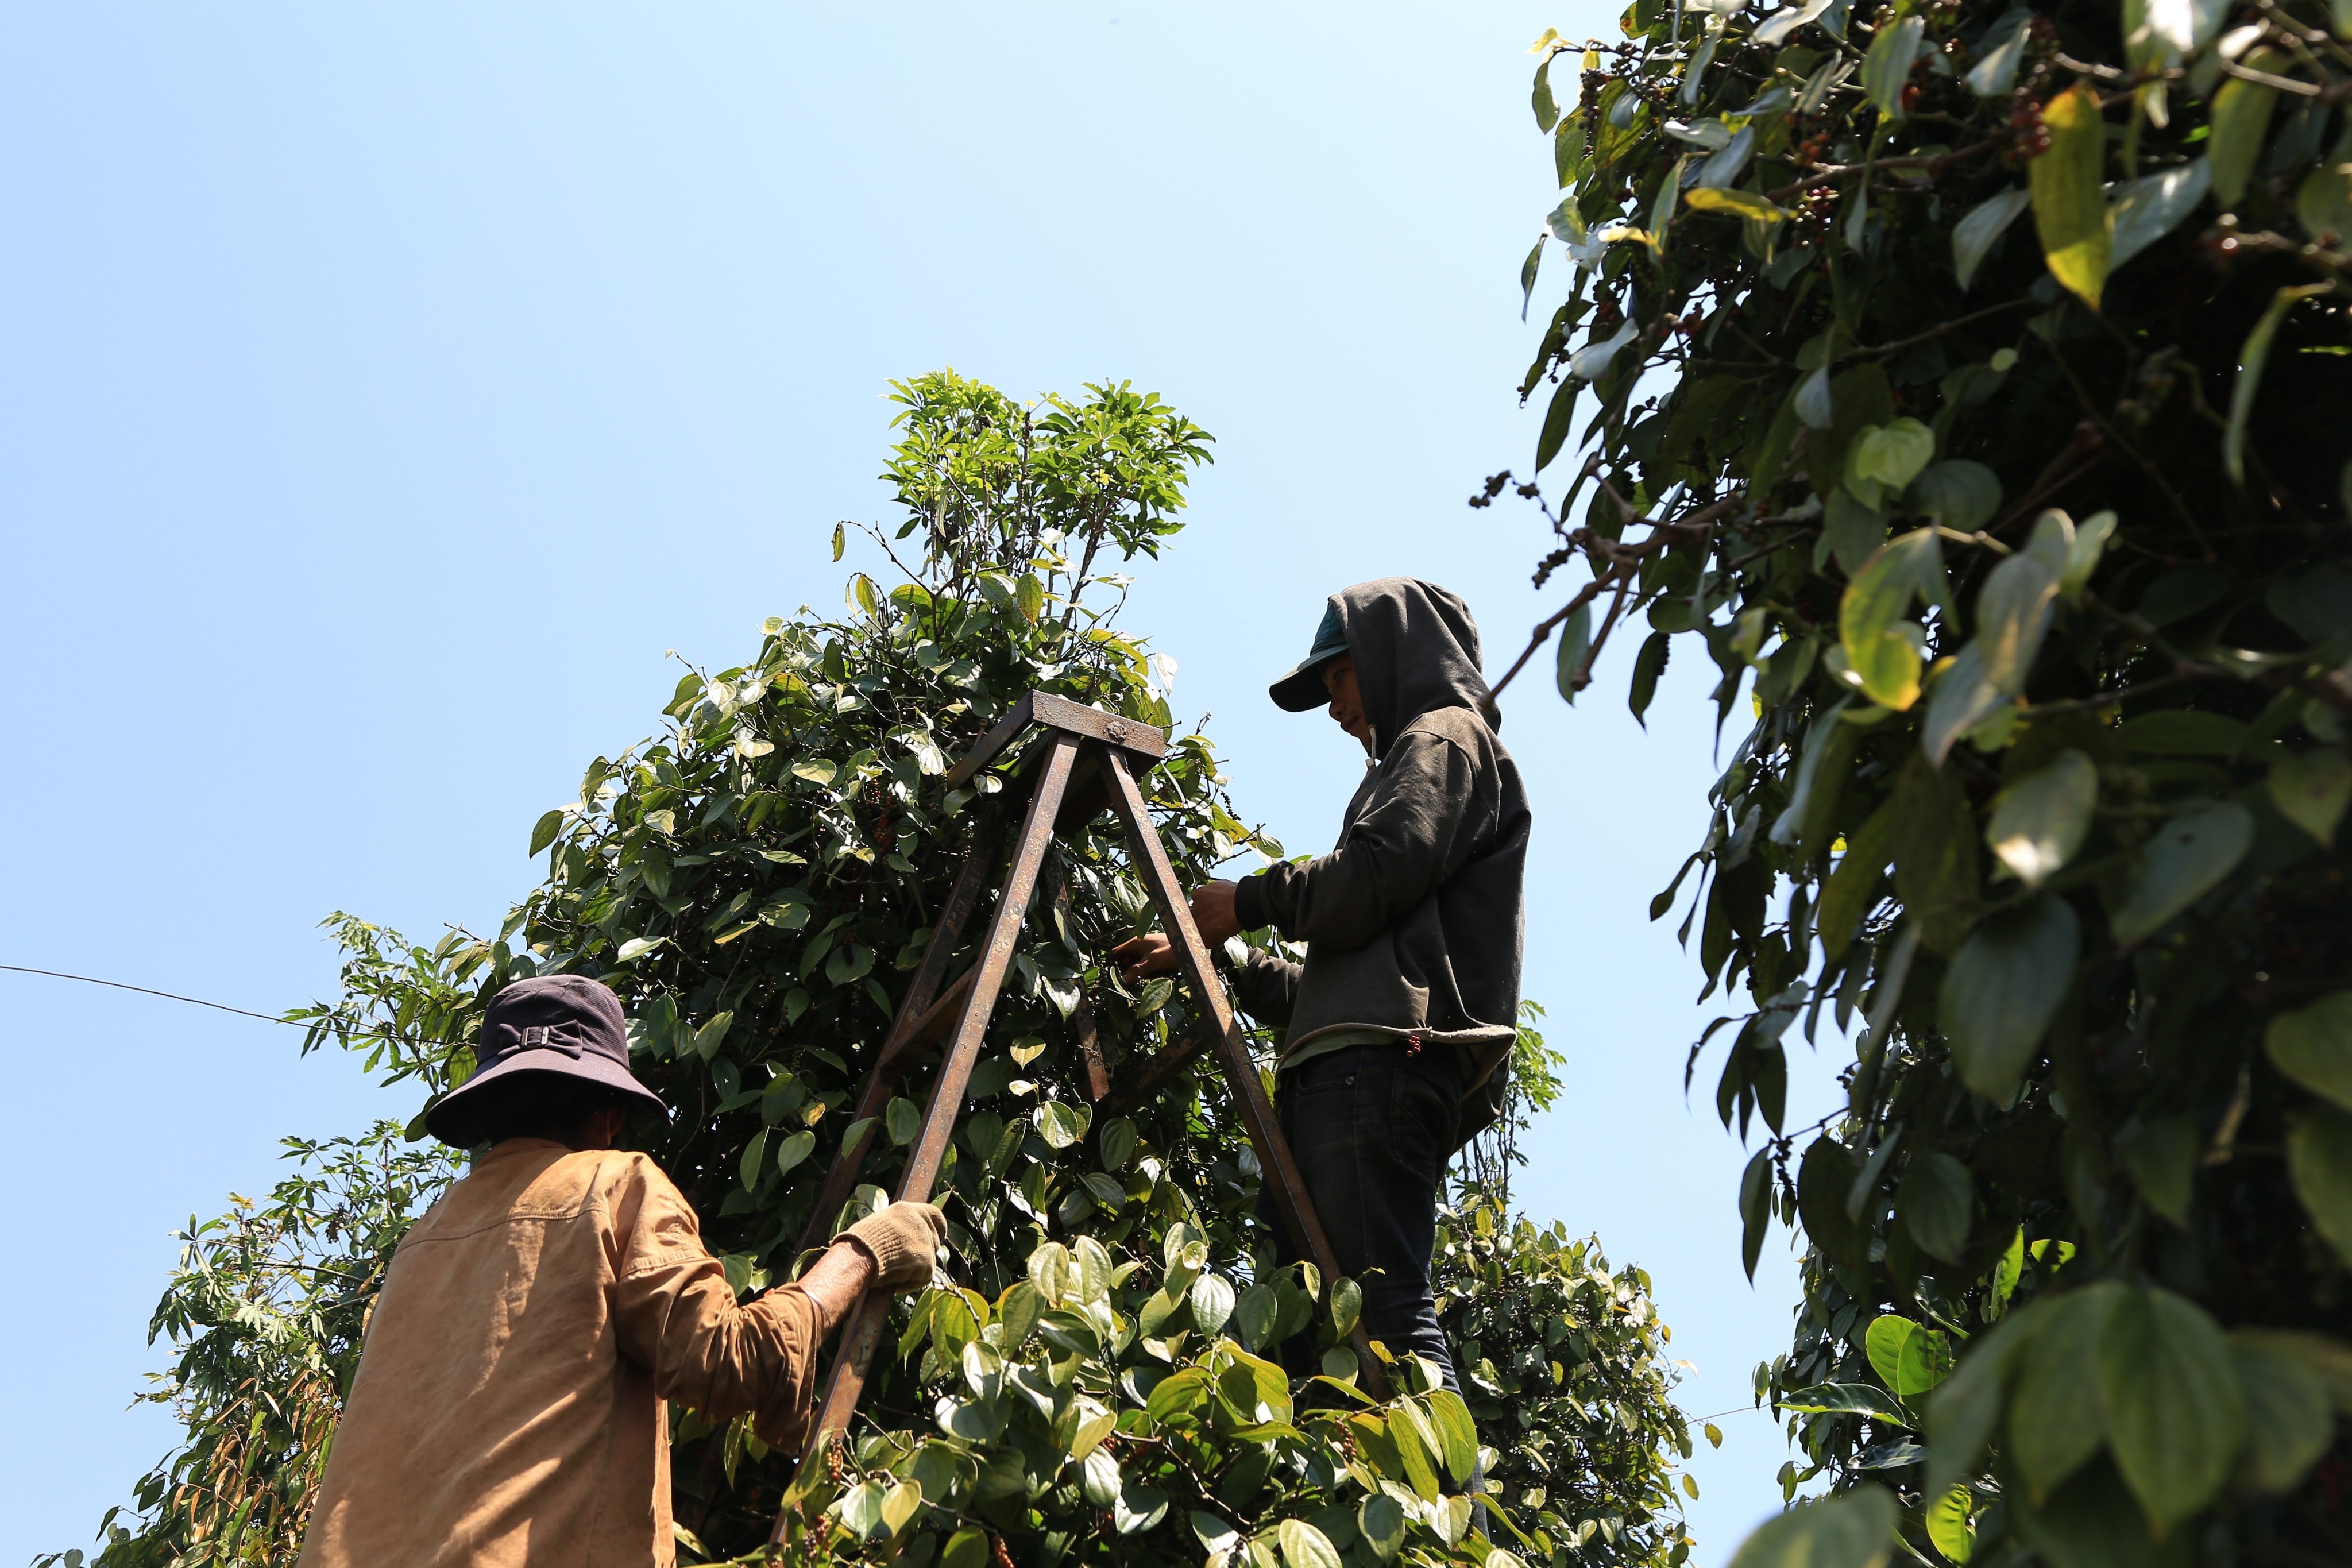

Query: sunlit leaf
[2030,83,2111,309]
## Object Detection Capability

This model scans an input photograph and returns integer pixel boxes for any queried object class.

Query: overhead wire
[0,963,431,1053]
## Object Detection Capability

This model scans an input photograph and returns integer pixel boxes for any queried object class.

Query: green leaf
[1385,1401,1444,1500]
[1519,238,1545,322]
[2109,802,2254,944]
[1233,1283,1277,1351]
[1424,1389,1481,1482]
[1554,115,1588,187]
[1725,1484,1896,1568]
[2268,990,2352,1113]
[1908,459,2002,532]
[831,522,845,562]
[1531,54,1560,133]
[1820,799,1896,960]
[1357,1494,1405,1562]
[2110,160,2212,269]
[1739,1146,1774,1281]
[1034,1099,1086,1150]
[1628,630,1671,725]
[1927,1306,2040,1497]
[528,809,566,858]
[886,1096,922,1146]
[2288,1105,2352,1264]
[1684,186,1792,222]
[1891,752,1982,954]
[1921,643,2007,767]
[2227,284,2334,485]
[1190,1272,1235,1335]
[940,1525,990,1568]
[1780,1382,1909,1422]
[1941,893,2079,1100]
[1867,1312,1955,1396]
[1330,1276,1362,1338]
[1897,1153,1975,1264]
[1848,418,1937,498]
[2231,1342,2335,1494]
[693,1011,735,1061]
[2060,509,2116,596]
[1798,1136,1866,1272]
[2118,710,2246,756]
[2010,1283,2123,1502]
[1925,1486,1975,1564]
[2097,1286,2246,1532]
[774,1129,816,1177]
[1191,1510,1242,1560]
[1952,187,2031,291]
[2114,1115,2200,1226]
[2270,748,2352,845]
[1861,15,1925,119]
[1098,1114,1139,1171]
[1973,545,2061,695]
[2209,56,2283,207]
[2030,82,2111,310]
[2296,122,2352,242]
[1534,374,1578,472]
[740,1127,768,1191]
[1840,530,1942,710]
[1554,600,1594,703]
[1986,751,2098,887]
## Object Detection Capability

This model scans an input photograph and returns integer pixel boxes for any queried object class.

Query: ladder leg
[782,732,1084,1504]
[1098,750,1392,1399]
[1044,861,1112,1100]
[790,804,1006,1263]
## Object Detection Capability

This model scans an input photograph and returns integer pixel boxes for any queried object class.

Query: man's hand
[1110,880,1245,984]
[836,1200,948,1292]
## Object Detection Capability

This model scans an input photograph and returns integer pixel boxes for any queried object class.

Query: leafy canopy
[1503,0,2352,1562]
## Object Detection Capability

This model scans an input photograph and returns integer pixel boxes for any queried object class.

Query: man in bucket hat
[1117,580,1528,1391]
[299,974,944,1567]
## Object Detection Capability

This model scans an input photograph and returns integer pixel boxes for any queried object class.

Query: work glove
[835,1201,947,1292]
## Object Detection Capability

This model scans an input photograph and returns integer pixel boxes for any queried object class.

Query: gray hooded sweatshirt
[1228,579,1531,1141]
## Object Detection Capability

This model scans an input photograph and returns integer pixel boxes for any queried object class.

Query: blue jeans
[1257,1042,1461,1390]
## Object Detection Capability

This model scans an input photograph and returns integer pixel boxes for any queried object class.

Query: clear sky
[0,5,1849,1560]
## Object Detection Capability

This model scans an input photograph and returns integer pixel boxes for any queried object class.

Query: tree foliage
[67,372,1695,1568]
[1503,1,2351,1562]
[38,1129,458,1568]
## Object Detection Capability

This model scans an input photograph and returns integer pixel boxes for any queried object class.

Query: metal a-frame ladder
[771,690,1385,1523]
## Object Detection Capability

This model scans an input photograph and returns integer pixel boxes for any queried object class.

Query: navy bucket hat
[423,975,669,1145]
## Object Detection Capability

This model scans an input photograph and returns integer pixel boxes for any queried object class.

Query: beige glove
[835,1202,947,1292]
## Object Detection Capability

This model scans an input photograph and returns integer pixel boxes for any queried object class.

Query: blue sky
[0,5,1848,1559]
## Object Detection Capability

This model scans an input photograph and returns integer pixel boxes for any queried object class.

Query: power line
[0,963,426,1052]
[1,963,298,1025]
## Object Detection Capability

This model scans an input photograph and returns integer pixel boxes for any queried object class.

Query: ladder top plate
[941,690,1167,789]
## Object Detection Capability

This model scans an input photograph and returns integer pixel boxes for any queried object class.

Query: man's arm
[613,1184,942,1451]
[1233,730,1481,951]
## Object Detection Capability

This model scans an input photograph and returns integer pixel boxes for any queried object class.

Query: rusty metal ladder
[769,690,1385,1531]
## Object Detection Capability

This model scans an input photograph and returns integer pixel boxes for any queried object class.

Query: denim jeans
[1257,1042,1461,1391]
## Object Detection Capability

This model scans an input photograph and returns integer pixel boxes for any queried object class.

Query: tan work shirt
[299,1139,823,1568]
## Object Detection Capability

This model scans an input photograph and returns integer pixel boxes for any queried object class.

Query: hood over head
[1319,578,1495,755]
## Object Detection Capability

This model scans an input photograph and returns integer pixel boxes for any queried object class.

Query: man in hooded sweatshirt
[1116,579,1528,1387]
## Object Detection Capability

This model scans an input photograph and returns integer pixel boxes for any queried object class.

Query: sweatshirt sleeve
[608,1160,826,1451]
[1226,947,1302,1028]
[1234,729,1482,952]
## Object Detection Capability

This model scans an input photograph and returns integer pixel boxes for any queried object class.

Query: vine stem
[1490,490,1751,699]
